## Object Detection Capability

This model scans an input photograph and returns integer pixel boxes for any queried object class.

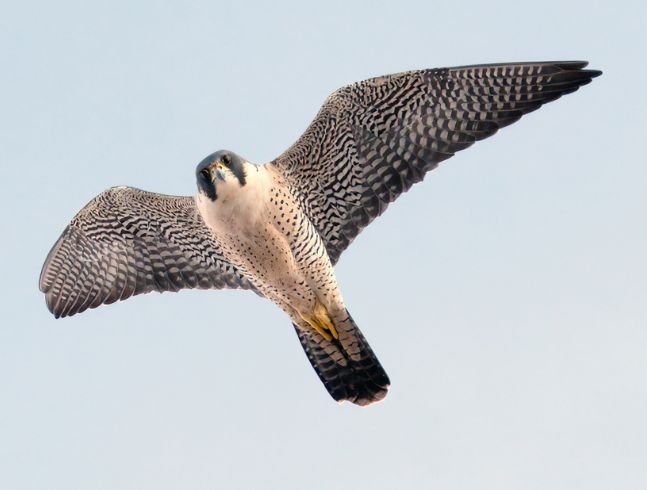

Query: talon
[318,314,339,340]
[306,317,332,341]
[300,301,338,341]
[314,301,339,340]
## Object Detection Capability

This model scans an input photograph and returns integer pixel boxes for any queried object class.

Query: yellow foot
[314,302,339,340]
[303,302,339,341]
[307,319,333,342]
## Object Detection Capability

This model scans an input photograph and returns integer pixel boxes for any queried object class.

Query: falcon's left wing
[273,61,601,264]
[40,186,255,318]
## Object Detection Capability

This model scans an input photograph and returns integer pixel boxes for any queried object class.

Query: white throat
[195,162,271,233]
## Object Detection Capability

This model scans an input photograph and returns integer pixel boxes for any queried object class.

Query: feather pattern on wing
[274,61,601,263]
[39,186,254,318]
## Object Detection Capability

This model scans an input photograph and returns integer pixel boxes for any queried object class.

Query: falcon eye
[200,168,211,181]
[221,154,231,166]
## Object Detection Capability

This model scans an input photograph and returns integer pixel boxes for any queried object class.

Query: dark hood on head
[195,150,247,201]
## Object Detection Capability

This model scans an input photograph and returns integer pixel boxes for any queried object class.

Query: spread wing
[39,186,255,318]
[273,61,601,264]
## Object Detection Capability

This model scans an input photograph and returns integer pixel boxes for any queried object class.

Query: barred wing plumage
[39,187,254,318]
[274,61,601,264]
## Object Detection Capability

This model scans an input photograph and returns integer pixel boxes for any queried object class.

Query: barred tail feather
[293,310,389,406]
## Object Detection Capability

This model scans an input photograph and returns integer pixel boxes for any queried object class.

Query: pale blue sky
[2,1,646,489]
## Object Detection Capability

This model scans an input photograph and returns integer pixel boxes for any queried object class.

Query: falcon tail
[293,310,389,406]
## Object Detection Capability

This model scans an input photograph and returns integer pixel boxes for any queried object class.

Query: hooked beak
[214,167,226,182]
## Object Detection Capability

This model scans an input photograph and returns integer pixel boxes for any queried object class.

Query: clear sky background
[2,1,646,489]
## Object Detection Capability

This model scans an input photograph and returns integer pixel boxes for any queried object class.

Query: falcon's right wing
[39,186,255,318]
[273,61,601,264]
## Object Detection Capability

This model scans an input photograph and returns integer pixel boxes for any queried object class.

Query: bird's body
[193,153,388,402]
[40,61,601,406]
[196,160,341,331]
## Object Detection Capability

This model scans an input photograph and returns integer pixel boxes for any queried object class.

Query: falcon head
[196,150,247,201]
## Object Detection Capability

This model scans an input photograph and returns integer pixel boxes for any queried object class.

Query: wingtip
[43,293,61,319]
[558,61,602,78]
[554,60,590,69]
[39,225,70,293]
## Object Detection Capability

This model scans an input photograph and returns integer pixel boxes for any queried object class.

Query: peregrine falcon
[40,61,601,406]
